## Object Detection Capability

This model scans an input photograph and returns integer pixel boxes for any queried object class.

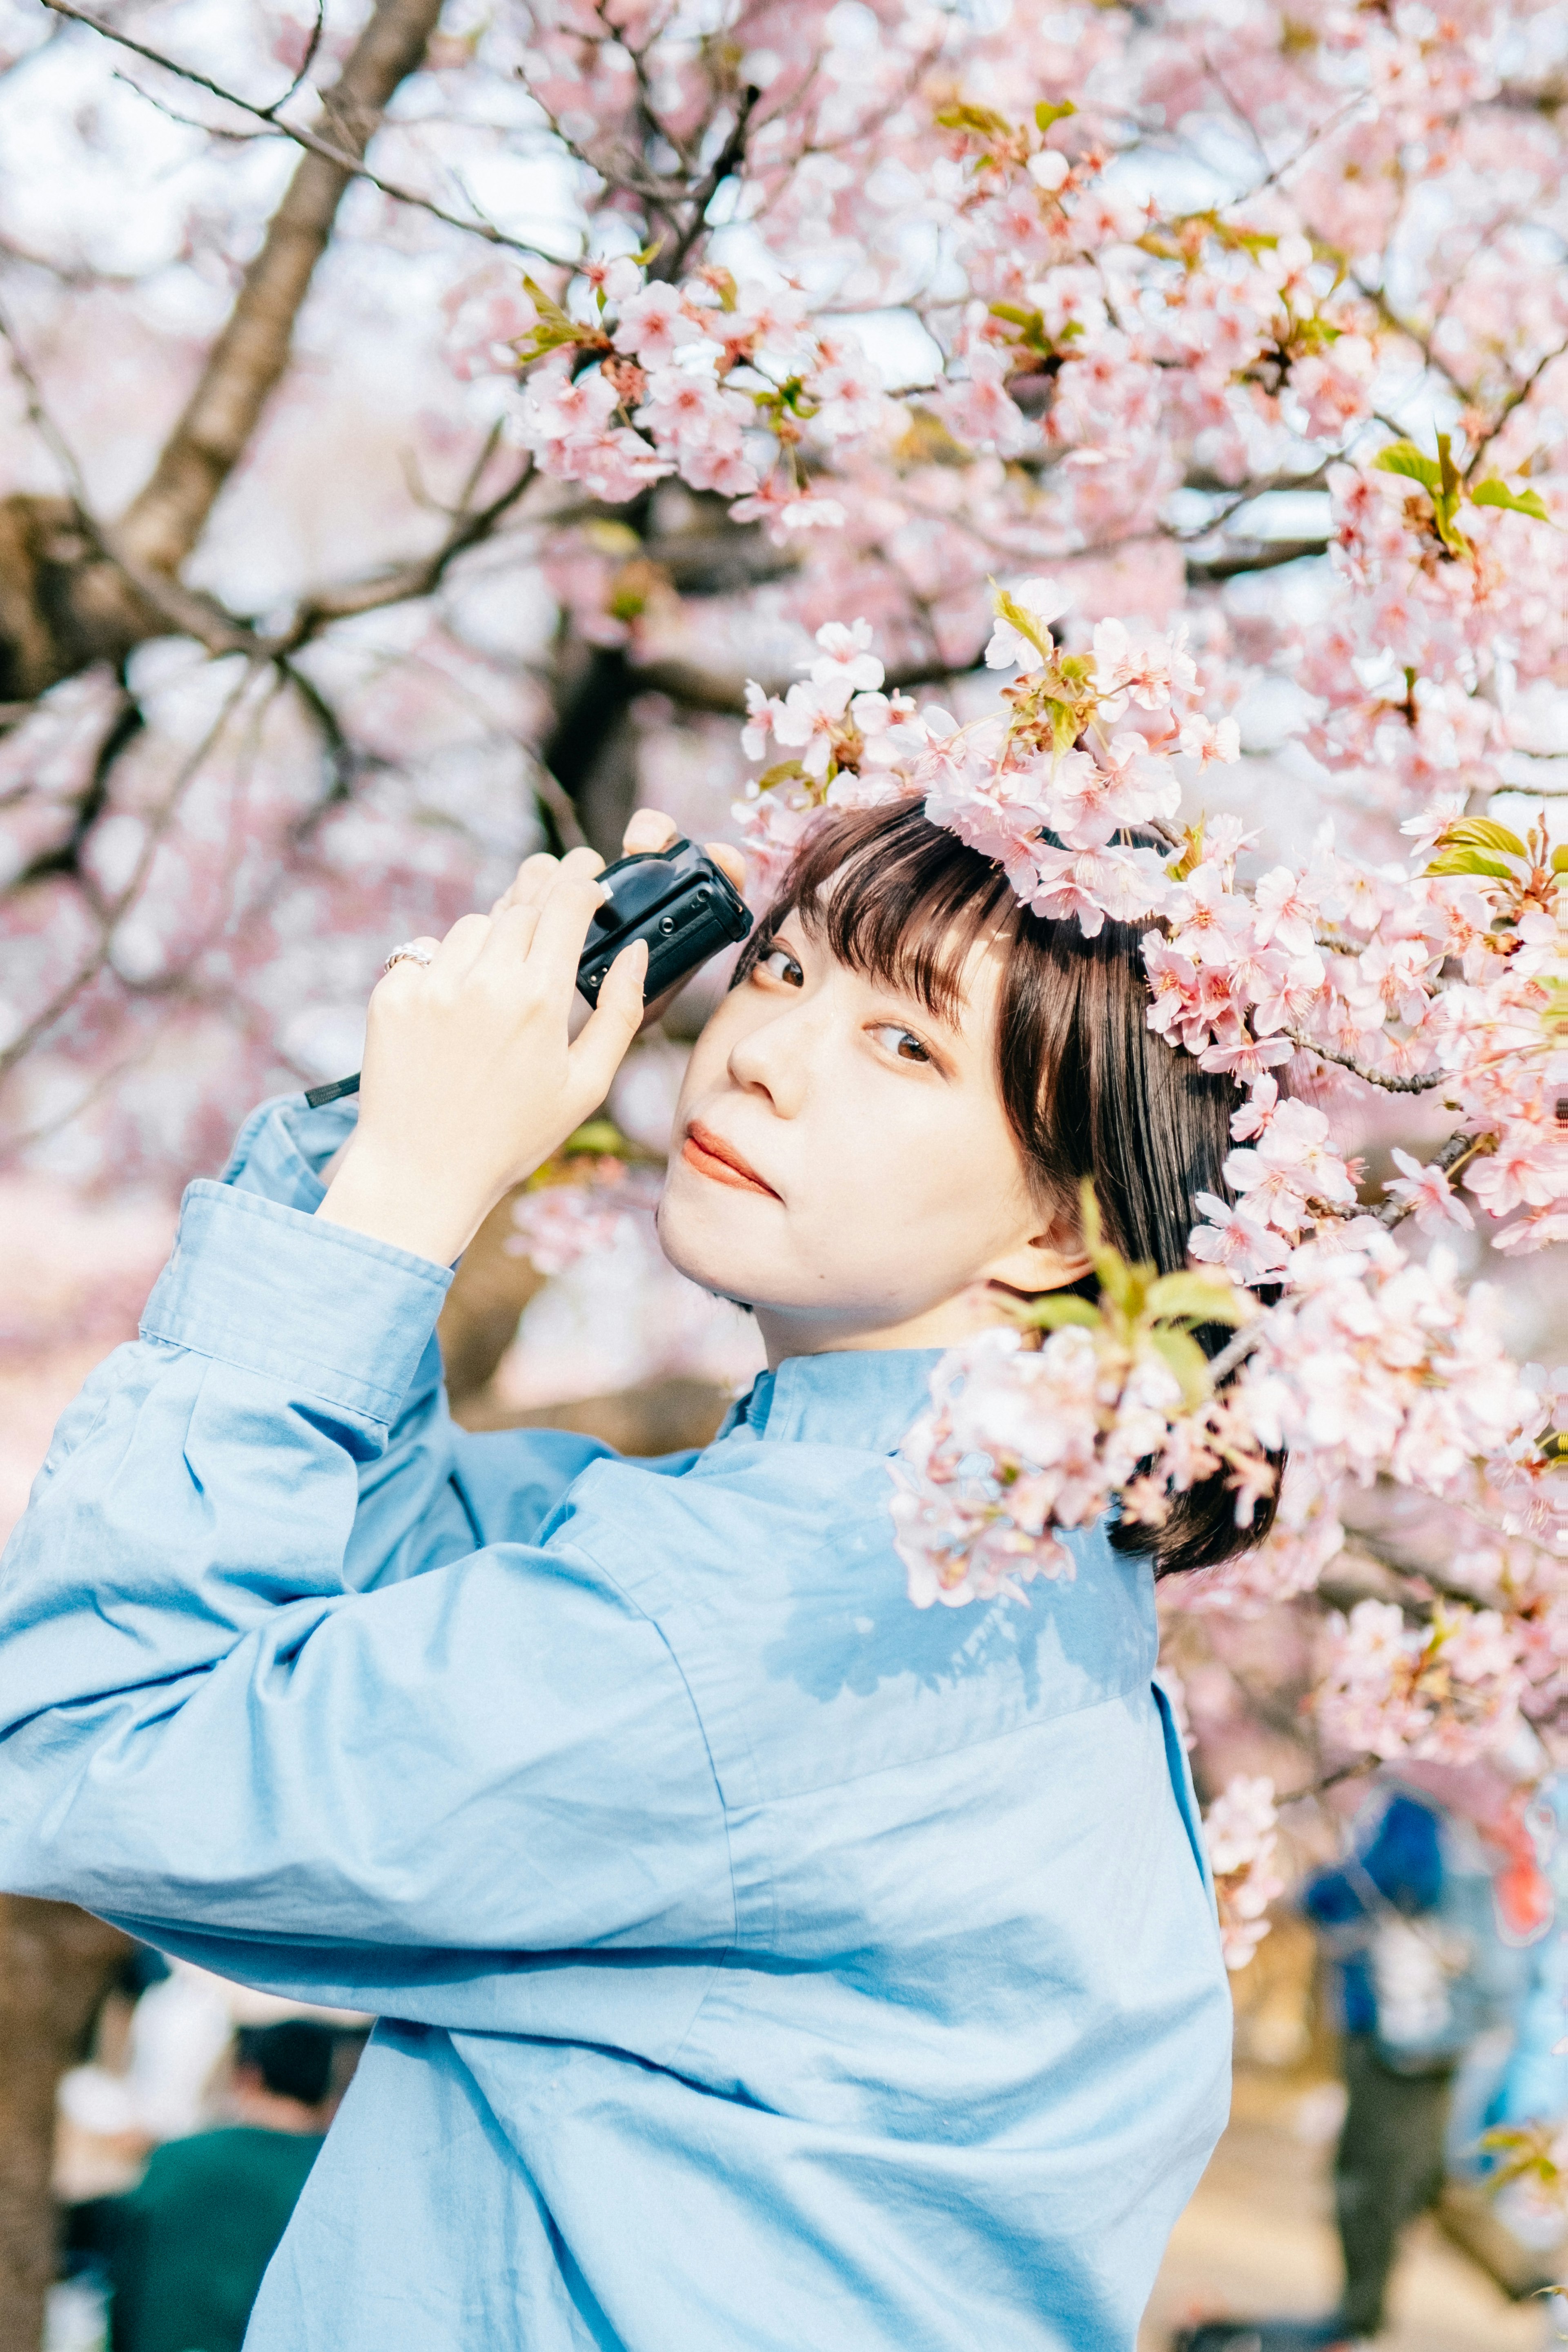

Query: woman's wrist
[316,1146,488,1269]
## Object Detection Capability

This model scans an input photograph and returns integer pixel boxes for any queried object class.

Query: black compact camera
[303,837,752,1110]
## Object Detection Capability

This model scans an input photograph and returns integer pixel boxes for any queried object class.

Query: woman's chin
[654,1178,775,1304]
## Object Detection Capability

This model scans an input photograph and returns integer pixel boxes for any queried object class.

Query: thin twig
[1276,1757,1379,1805]
[1466,334,1568,471]
[40,0,577,266]
[0,663,264,1078]
[1283,1032,1448,1093]
[1376,1126,1497,1229]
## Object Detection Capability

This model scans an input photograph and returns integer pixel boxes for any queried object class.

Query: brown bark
[0,499,158,702]
[116,0,450,578]
[0,1901,131,2352]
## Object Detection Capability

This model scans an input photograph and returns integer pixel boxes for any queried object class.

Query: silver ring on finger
[383,940,435,974]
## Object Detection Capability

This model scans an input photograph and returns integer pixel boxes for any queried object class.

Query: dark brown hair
[734,799,1278,1576]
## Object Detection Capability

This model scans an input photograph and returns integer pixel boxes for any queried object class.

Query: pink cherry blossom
[1383,1149,1475,1234]
[1203,1777,1285,1969]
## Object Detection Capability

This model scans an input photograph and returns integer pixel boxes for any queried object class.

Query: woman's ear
[980,1225,1094,1299]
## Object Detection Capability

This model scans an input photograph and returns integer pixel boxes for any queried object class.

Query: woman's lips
[681,1120,780,1199]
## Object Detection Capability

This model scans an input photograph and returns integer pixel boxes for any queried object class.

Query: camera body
[576,835,752,1007]
[303,838,751,1110]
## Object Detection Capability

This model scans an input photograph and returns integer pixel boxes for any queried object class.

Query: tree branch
[1283,1033,1448,1093]
[41,3,573,297]
[0,663,261,1078]
[647,85,760,284]
[1184,537,1328,583]
[42,0,457,578]
[279,449,536,643]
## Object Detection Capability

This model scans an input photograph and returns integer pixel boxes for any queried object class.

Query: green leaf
[935,102,1014,138]
[1034,98,1077,131]
[1022,1295,1103,1331]
[514,274,604,364]
[1148,1327,1214,1410]
[755,759,806,791]
[1423,847,1517,880]
[1372,441,1441,496]
[1094,1252,1139,1315]
[564,1118,629,1157]
[987,301,1052,359]
[991,584,1055,665]
[521,274,579,336]
[1552,845,1568,874]
[1471,477,1553,525]
[1045,696,1081,754]
[1436,431,1461,508]
[1146,1271,1252,1327]
[1437,816,1527,860]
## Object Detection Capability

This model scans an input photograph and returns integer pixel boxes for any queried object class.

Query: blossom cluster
[889,1323,1261,1609]
[1202,1776,1285,1971]
[1317,1596,1525,1767]
[888,1216,1267,1608]
[506,1157,663,1278]
[507,259,882,527]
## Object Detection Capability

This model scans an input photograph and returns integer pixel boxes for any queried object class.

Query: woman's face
[657,910,1087,1363]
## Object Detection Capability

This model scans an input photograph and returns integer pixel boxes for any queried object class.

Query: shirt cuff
[141,1182,452,1428]
[219,1091,362,1214]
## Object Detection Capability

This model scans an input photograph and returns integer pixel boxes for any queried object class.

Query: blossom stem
[1283,1033,1448,1092]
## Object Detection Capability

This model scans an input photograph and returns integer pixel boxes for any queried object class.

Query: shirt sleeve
[0,1179,735,2003]
[211,1092,616,1581]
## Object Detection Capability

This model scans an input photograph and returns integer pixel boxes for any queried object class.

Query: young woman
[0,800,1256,2352]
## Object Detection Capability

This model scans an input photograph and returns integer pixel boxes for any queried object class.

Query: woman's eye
[757,947,804,987]
[871,1024,931,1065]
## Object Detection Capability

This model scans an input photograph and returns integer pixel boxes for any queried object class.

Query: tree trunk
[0,1901,131,2352]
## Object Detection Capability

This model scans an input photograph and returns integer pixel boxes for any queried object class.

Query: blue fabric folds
[0,1095,1231,2352]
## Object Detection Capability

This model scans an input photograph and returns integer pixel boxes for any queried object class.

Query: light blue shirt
[0,1096,1231,2351]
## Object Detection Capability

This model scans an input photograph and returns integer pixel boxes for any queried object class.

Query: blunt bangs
[733,802,1019,1022]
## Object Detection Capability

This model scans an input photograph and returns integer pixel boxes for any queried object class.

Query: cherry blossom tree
[4,0,1568,2327]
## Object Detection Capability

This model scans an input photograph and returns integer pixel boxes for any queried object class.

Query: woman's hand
[316,813,746,1266]
[317,847,647,1267]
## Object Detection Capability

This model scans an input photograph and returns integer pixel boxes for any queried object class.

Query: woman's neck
[755,1285,1017,1370]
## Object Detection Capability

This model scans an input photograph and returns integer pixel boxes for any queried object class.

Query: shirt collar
[719,1348,942,1454]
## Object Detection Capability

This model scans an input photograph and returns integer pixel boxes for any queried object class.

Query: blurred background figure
[1303,1784,1501,2344]
[81,2018,357,2352]
[47,1951,368,2352]
[1170,1772,1543,2352]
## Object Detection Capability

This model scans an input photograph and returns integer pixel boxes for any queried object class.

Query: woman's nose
[726,998,816,1118]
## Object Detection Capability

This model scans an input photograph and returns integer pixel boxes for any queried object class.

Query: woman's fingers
[622,808,678,857]
[522,871,610,1002]
[491,852,557,915]
[703,840,746,893]
[492,843,604,915]
[570,939,648,1099]
[620,809,744,895]
[430,911,494,982]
